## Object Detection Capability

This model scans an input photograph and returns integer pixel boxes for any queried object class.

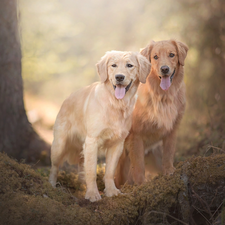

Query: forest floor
[0,151,225,225]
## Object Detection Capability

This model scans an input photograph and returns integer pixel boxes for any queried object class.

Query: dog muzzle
[113,80,133,99]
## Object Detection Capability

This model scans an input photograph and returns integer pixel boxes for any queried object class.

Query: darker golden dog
[115,40,188,186]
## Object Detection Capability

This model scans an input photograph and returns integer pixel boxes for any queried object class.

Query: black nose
[115,74,125,82]
[161,66,169,74]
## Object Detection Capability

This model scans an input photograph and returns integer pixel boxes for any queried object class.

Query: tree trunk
[0,0,50,164]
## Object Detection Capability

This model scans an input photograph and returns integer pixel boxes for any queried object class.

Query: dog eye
[127,64,133,68]
[154,55,159,60]
[169,53,175,57]
[111,64,117,67]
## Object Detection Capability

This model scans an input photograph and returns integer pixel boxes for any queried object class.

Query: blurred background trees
[0,0,49,163]
[18,0,225,160]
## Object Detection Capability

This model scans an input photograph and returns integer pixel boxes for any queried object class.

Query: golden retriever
[115,40,188,186]
[49,51,151,202]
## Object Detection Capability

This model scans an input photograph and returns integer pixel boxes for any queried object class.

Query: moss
[222,204,225,224]
[185,155,225,185]
[0,152,225,224]
[96,164,105,192]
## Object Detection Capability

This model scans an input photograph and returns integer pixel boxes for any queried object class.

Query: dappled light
[0,0,225,224]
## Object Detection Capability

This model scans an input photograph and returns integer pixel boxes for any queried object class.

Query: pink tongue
[160,76,171,91]
[115,86,126,99]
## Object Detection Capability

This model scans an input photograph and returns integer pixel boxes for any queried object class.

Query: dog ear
[136,53,151,83]
[96,52,109,83]
[140,40,155,62]
[171,40,189,66]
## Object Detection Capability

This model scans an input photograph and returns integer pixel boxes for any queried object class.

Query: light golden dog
[115,40,188,186]
[49,51,151,202]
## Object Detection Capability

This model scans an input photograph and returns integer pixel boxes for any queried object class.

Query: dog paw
[163,166,176,175]
[85,190,101,202]
[49,177,56,188]
[104,187,121,197]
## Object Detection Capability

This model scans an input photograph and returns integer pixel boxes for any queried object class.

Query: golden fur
[115,40,188,186]
[49,51,151,202]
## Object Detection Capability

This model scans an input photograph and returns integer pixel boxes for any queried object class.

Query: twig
[145,210,189,225]
[134,208,144,225]
[31,159,40,168]
[67,188,78,202]
[192,205,211,225]
[207,145,225,153]
[209,200,224,221]
[56,182,79,203]
[213,212,222,225]
[209,189,218,207]
[56,182,67,193]
[192,188,213,219]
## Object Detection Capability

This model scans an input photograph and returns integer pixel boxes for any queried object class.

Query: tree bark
[0,0,50,164]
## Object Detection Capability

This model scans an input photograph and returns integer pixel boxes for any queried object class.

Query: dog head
[96,51,151,100]
[141,40,188,91]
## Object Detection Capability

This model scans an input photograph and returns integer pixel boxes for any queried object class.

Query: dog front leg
[114,147,130,188]
[162,129,176,175]
[83,137,101,202]
[104,141,124,197]
[128,133,145,185]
